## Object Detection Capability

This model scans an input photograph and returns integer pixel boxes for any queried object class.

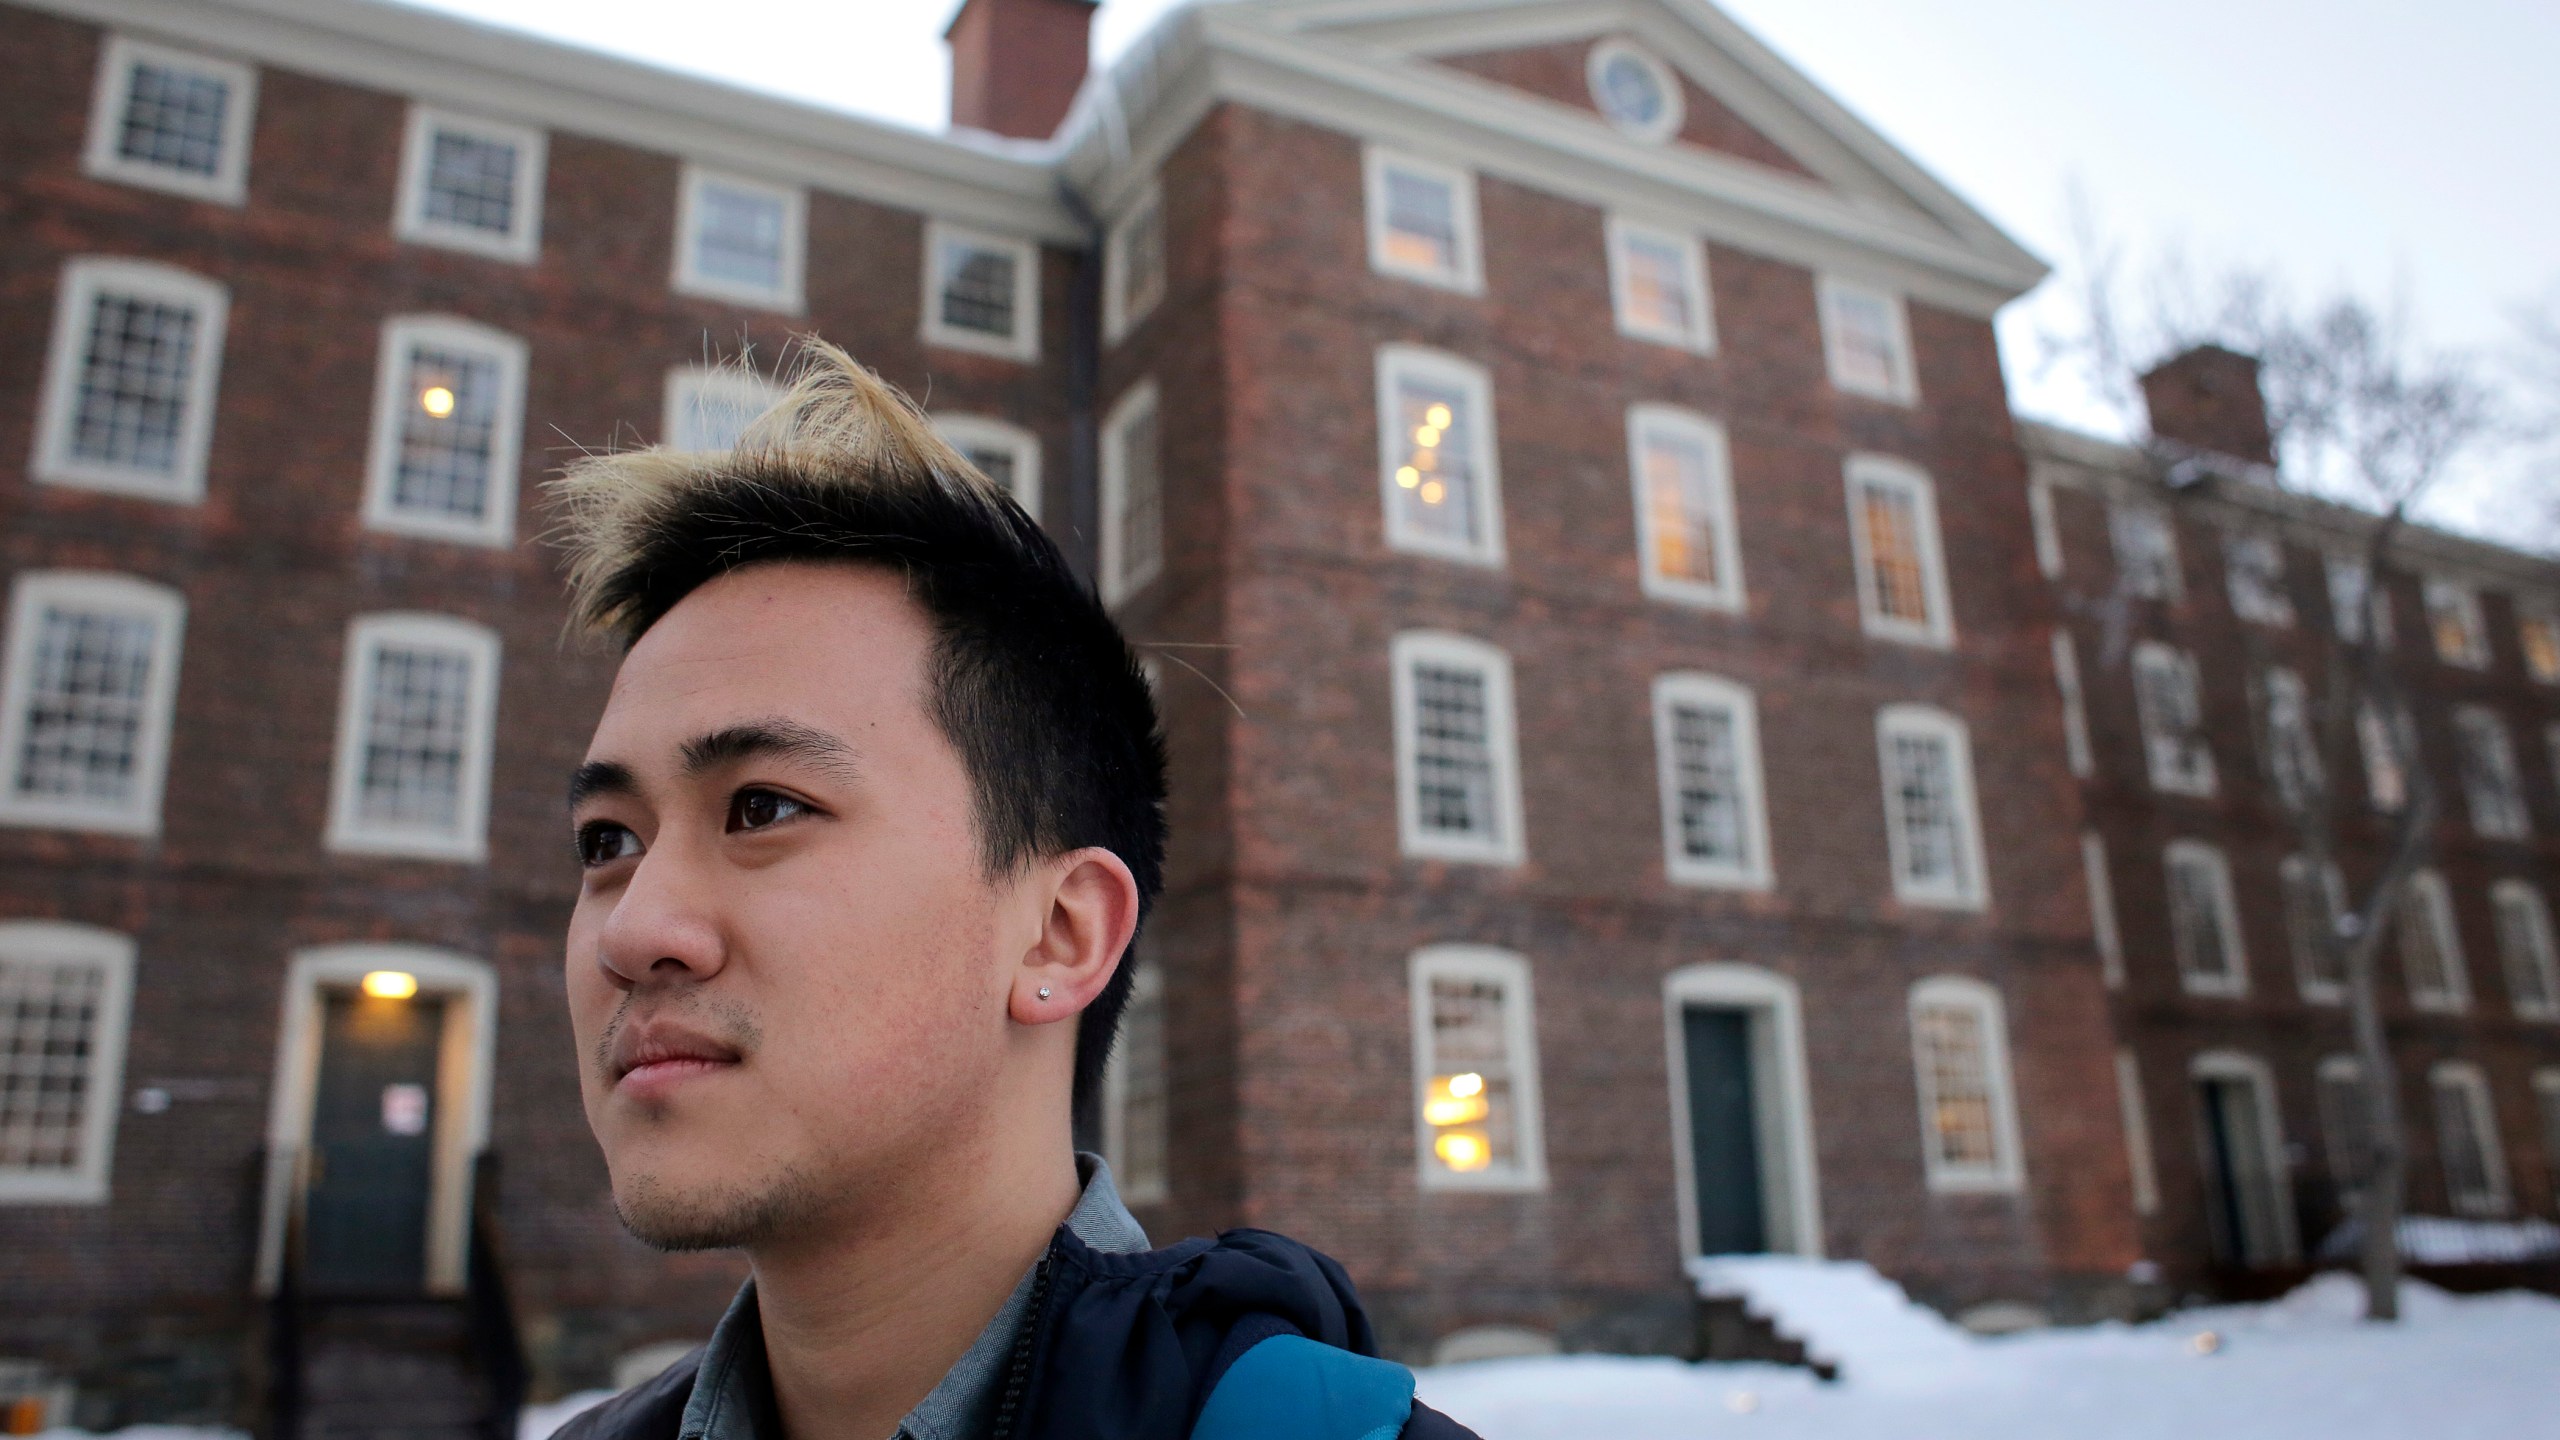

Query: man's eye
[576,821,643,867]
[728,788,809,833]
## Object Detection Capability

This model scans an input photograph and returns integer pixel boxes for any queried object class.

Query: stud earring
[1036,987,1052,1000]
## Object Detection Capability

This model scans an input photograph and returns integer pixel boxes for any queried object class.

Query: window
[2360,703,2410,812]
[662,366,782,454]
[1101,963,1168,1206]
[2430,1062,2511,1218]
[362,317,527,545]
[1362,147,1481,293]
[2257,666,2321,813]
[2028,480,2064,579]
[34,257,230,501]
[2084,831,2123,989]
[2325,555,2393,646]
[326,615,501,861]
[2281,855,2348,1004]
[394,107,544,262]
[1818,277,1915,402]
[1651,673,1772,890]
[1586,40,1683,143]
[2316,1056,2375,1204]
[2132,642,2215,796]
[1104,184,1167,342]
[1410,946,1546,1190]
[1100,381,1163,607]
[2398,869,2470,1013]
[922,223,1039,360]
[2053,631,2093,778]
[2537,1071,2560,1207]
[674,168,803,309]
[2115,1049,2160,1215]
[2490,881,2560,1021]
[83,36,255,203]
[1391,633,1524,865]
[1376,346,1503,565]
[1844,456,1952,645]
[933,415,1042,523]
[0,572,186,837]
[2424,578,2489,668]
[2109,503,2181,602]
[2223,532,2294,627]
[2519,608,2560,685]
[2454,706,2530,840]
[1606,219,1713,351]
[1907,977,2024,1192]
[0,922,137,1204]
[1627,406,1741,608]
[1876,705,1988,909]
[2165,840,2249,997]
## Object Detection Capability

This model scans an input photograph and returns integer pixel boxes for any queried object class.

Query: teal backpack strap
[1188,1334,1416,1440]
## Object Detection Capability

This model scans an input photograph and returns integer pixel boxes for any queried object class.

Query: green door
[1684,1006,1768,1255]
[304,990,445,1296]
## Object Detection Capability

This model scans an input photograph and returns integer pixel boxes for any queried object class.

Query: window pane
[357,644,474,832]
[424,128,519,235]
[693,181,786,291]
[2400,880,2461,1006]
[1621,233,1694,336]
[2224,534,2294,626]
[1424,975,1516,1174]
[1109,978,1168,1200]
[939,240,1018,338]
[1670,702,1746,866]
[1116,196,1166,325]
[2432,1074,2502,1214]
[71,291,200,474]
[964,446,1016,501]
[2135,648,2213,793]
[1858,479,1931,625]
[1412,662,1498,841]
[12,606,158,807]
[2359,704,2408,811]
[1641,426,1721,588]
[2493,891,2559,1015]
[1829,289,1899,394]
[2168,851,2237,988]
[670,378,772,453]
[1381,167,1460,275]
[1889,731,1967,892]
[1914,1002,1999,1169]
[2521,615,2560,683]
[2110,505,2179,600]
[118,61,230,177]
[2455,708,2528,839]
[0,955,106,1173]
[1387,372,1482,550]
[2261,668,2320,811]
[2283,860,2346,996]
[391,344,501,522]
[2316,1067,2374,1198]
[1115,401,1163,592]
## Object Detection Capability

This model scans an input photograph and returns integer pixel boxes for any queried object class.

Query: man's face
[566,563,1020,1250]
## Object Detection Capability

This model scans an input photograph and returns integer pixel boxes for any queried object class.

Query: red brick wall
[1437,38,1818,181]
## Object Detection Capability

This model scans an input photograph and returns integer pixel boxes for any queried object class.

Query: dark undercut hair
[550,341,1166,1108]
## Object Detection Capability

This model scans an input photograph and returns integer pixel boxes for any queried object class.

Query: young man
[551,345,1479,1440]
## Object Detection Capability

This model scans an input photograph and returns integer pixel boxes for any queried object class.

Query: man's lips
[609,1022,744,1094]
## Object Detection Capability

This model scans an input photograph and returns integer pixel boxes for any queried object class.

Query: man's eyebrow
[568,760,638,811]
[680,718,863,783]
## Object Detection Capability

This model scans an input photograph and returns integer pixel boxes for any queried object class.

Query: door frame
[255,944,495,1296]
[1662,963,1823,1261]
[2188,1049,2301,1266]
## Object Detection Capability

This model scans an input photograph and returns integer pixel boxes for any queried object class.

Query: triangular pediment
[1430,36,1822,183]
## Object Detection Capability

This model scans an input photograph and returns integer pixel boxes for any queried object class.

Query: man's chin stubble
[612,1164,825,1253]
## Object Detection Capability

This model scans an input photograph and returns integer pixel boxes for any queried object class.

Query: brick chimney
[945,0,1098,141]
[2139,344,2276,469]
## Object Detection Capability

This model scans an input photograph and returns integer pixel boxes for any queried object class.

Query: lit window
[2519,609,2560,685]
[2132,642,2215,796]
[363,316,527,545]
[2223,532,2294,627]
[1628,406,1740,608]
[1101,962,1168,1206]
[1845,456,1951,645]
[2257,666,2321,813]
[1376,346,1503,565]
[34,257,230,502]
[2429,1062,2511,1218]
[1876,704,1987,909]
[2360,703,2410,813]
[932,414,1043,523]
[0,922,137,1204]
[1586,40,1683,142]
[662,366,783,454]
[675,168,803,310]
[1363,148,1481,292]
[2053,631,2093,778]
[1606,220,1713,350]
[2115,1050,2159,1215]
[2084,832,2123,988]
[2490,882,2560,1022]
[2109,503,2181,601]
[1817,277,1915,403]
[2165,840,2248,997]
[327,614,501,862]
[2281,855,2348,1004]
[2398,869,2470,1013]
[1105,184,1167,342]
[1651,673,1772,890]
[2453,707,2530,840]
[2315,1056,2375,1204]
[1410,946,1546,1191]
[82,36,256,203]
[1907,976,2024,1192]
[0,572,186,837]
[2325,555,2393,646]
[2424,578,2489,668]
[1392,632,1524,865]
[922,223,1039,360]
[1100,382,1163,607]
[395,108,545,262]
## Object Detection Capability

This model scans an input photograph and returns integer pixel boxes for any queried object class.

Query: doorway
[2192,1053,2299,1268]
[1663,965,1822,1260]
[1682,1007,1767,1254]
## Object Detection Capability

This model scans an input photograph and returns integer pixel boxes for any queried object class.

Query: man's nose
[593,843,729,989]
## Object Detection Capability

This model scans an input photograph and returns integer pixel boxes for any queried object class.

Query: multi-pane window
[1364,148,1481,292]
[1606,219,1713,351]
[1392,633,1523,865]
[0,923,137,1204]
[83,37,256,203]
[0,573,186,837]
[35,258,230,501]
[2114,1050,2160,1214]
[2085,832,2124,988]
[1101,963,1168,1206]
[2223,532,2295,626]
[675,168,803,309]
[2110,503,2181,601]
[2053,631,2093,778]
[2430,1062,2511,1217]
[1410,947,1545,1190]
[1876,705,1987,909]
[1100,382,1163,607]
[2165,841,2248,997]
[327,615,500,861]
[2518,609,2560,685]
[2258,666,2321,813]
[2360,703,2410,812]
[2398,869,2471,1013]
[923,223,1039,360]
[2454,706,2530,840]
[2424,578,2489,668]
[1104,184,1167,342]
[2490,881,2560,1021]
[1907,977,2024,1192]
[2325,555,2393,646]
[2281,855,2349,1004]
[1628,406,1741,608]
[2315,1057,2375,1205]
[363,317,527,544]
[1818,277,1916,402]
[1651,674,1772,889]
[663,366,782,454]
[1845,456,1952,645]
[2132,642,2215,796]
[1377,347,1503,564]
[395,108,545,262]
[933,415,1043,523]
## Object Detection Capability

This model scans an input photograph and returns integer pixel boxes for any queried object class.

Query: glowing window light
[361,970,419,1000]
[1448,1071,1484,1098]
[1419,480,1447,505]
[419,385,457,419]
[1425,403,1452,429]
[1423,1072,1490,1129]
[1396,465,1422,489]
[1434,1130,1491,1171]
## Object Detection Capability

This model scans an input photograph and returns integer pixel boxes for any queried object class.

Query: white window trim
[361,315,528,547]
[324,613,502,862]
[2402,869,2472,1014]
[2053,630,2092,778]
[2430,1061,2512,1218]
[1361,146,1484,294]
[1875,703,1990,911]
[2281,854,2348,1007]
[2114,1048,2160,1216]
[82,35,257,204]
[2491,879,2560,1022]
[1816,274,1917,404]
[0,921,137,1204]
[1651,672,1773,891]
[1907,975,2026,1194]
[1586,38,1685,143]
[0,571,187,837]
[1101,962,1168,1206]
[1375,345,1506,567]
[1661,964,1824,1260]
[661,365,783,453]
[1102,181,1165,344]
[1627,404,1742,610]
[2082,831,2122,989]
[2164,839,2250,998]
[1391,631,1526,866]
[1099,379,1162,608]
[2132,641,2217,797]
[2027,479,2064,579]
[34,257,230,502]
[921,221,1040,361]
[394,106,545,263]
[933,413,1044,524]
[1604,217,1714,352]
[1409,945,1547,1193]
[672,166,805,311]
[1844,454,1954,647]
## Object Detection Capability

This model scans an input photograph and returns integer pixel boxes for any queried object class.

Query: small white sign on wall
[382,1082,430,1136]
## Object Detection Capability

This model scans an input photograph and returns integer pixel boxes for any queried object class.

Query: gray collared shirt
[678,1155,1152,1440]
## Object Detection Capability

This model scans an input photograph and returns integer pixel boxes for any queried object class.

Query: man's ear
[1008,847,1140,1026]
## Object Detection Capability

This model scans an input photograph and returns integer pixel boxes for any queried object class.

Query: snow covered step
[1687,1255,1980,1386]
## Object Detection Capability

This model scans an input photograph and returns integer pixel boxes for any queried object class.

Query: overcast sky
[405,0,2555,534]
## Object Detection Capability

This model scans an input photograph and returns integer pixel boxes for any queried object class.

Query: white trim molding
[1817,274,1917,404]
[1651,671,1773,890]
[1362,144,1484,294]
[1907,975,2026,1194]
[1376,344,1505,567]
[1390,630,1526,866]
[1409,944,1547,1193]
[83,33,258,204]
[1843,454,1952,647]
[2082,831,2122,989]
[361,314,529,546]
[1661,962,1824,1259]
[1605,216,1715,352]
[34,256,230,502]
[1628,404,1742,610]
[0,921,138,1204]
[673,165,807,311]
[1586,38,1684,144]
[394,105,546,263]
[324,612,502,862]
[933,413,1045,524]
[0,570,188,837]
[1875,703,1989,910]
[922,221,1041,361]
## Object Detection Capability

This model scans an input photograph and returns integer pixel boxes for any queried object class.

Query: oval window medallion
[1588,40,1683,143]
